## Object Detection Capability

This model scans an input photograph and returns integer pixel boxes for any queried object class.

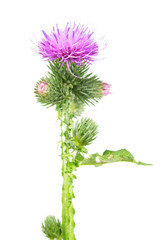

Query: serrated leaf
[80,149,152,167]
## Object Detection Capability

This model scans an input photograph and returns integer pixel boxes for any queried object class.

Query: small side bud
[42,216,62,240]
[102,82,112,96]
[36,82,49,95]
[72,118,98,146]
[69,100,85,117]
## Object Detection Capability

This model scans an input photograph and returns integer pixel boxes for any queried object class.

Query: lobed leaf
[80,149,152,167]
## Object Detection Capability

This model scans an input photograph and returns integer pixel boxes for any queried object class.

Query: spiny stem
[59,104,76,240]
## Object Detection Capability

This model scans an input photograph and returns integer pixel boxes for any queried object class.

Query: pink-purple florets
[38,23,99,71]
[102,83,112,96]
[36,82,49,95]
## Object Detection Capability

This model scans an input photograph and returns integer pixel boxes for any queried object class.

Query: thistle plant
[34,23,151,240]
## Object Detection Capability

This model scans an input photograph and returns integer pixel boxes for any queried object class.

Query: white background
[0,0,164,239]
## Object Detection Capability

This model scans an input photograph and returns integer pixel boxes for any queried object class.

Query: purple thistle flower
[38,23,99,73]
[102,82,112,96]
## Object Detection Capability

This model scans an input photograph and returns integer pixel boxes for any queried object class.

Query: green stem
[59,106,76,240]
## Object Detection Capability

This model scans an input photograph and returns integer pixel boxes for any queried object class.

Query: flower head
[102,82,112,96]
[36,82,49,95]
[38,23,99,73]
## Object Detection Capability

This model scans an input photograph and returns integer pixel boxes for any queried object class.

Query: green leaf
[80,149,152,167]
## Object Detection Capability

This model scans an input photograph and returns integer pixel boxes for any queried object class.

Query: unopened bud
[102,82,112,96]
[37,82,49,95]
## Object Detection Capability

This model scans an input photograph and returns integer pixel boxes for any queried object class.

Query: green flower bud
[69,99,85,117]
[72,117,98,146]
[42,216,62,240]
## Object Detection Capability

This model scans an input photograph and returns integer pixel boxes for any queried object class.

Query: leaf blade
[80,149,152,167]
